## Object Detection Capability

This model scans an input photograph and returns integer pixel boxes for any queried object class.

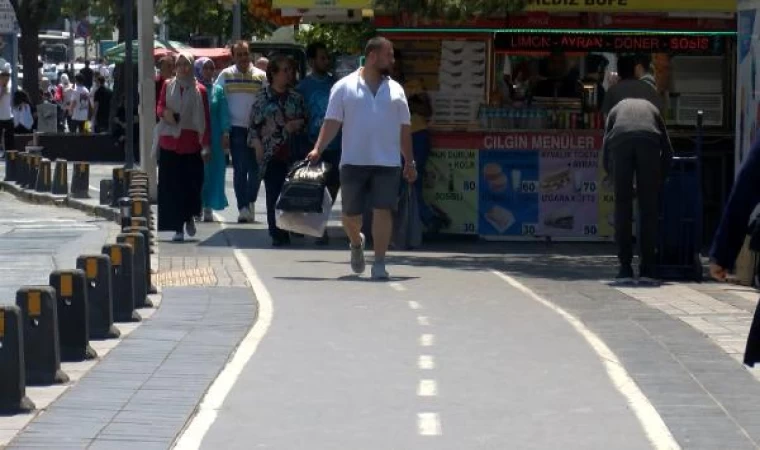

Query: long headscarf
[194,57,213,85]
[161,52,206,141]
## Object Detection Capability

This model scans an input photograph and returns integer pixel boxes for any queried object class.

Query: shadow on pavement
[196,227,629,282]
[275,275,420,283]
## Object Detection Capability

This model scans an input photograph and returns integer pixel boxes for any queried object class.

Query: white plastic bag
[276,188,333,237]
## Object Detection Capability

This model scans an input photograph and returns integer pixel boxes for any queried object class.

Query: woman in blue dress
[194,57,230,222]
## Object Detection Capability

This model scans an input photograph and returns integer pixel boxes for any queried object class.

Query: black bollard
[52,159,68,195]
[49,270,97,361]
[99,178,113,205]
[15,153,27,186]
[18,154,31,188]
[0,305,35,414]
[70,162,90,198]
[15,286,69,385]
[102,244,141,322]
[4,149,18,181]
[35,158,52,192]
[28,155,41,190]
[116,232,152,308]
[110,168,126,207]
[130,197,151,221]
[125,225,156,292]
[76,255,120,340]
[129,217,148,229]
[119,197,132,230]
[128,187,147,198]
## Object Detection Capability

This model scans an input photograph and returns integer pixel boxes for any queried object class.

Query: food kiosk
[375,11,737,242]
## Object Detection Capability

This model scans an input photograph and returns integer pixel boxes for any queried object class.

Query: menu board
[422,148,479,234]
[424,131,614,240]
[538,148,600,238]
[478,150,540,237]
[475,132,613,239]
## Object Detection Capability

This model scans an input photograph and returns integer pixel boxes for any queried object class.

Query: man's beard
[379,67,391,77]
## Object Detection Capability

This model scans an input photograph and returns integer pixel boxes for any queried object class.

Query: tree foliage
[374,0,527,21]
[158,0,272,43]
[295,23,376,55]
[61,0,122,43]
[10,0,66,104]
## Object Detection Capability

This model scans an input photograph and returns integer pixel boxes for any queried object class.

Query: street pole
[124,0,134,169]
[69,17,76,64]
[232,0,242,41]
[138,0,157,201]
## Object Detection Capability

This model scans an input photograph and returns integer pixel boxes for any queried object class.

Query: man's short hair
[364,36,391,57]
[634,53,652,73]
[306,42,328,60]
[75,73,85,84]
[617,55,637,80]
[96,74,106,85]
[232,40,250,54]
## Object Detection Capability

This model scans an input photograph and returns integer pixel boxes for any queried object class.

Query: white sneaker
[172,232,184,242]
[371,260,389,280]
[203,208,214,223]
[350,233,366,274]
[185,218,196,237]
[238,207,251,223]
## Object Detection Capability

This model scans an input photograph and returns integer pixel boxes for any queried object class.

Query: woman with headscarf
[194,57,230,222]
[156,52,212,242]
[56,74,74,132]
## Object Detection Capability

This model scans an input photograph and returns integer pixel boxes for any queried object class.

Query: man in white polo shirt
[307,37,417,280]
[216,41,267,223]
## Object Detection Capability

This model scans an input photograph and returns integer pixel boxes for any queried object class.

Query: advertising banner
[426,132,613,240]
[422,148,480,235]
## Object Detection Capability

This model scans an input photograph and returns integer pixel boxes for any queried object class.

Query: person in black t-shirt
[80,61,94,89]
[92,75,112,133]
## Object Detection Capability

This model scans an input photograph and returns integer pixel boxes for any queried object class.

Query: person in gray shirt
[602,54,665,116]
[602,56,673,281]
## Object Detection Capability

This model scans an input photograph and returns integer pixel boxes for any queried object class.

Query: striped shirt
[215,63,266,128]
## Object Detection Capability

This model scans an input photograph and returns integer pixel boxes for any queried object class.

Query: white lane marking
[417,413,442,436]
[389,282,406,291]
[88,185,101,192]
[419,334,435,347]
[418,355,435,370]
[408,300,421,310]
[490,270,681,450]
[417,379,438,397]
[173,224,274,450]
[0,219,78,224]
[417,316,430,326]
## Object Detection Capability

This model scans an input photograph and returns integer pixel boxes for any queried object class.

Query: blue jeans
[229,126,260,211]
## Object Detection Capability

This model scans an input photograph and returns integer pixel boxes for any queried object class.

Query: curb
[0,181,119,221]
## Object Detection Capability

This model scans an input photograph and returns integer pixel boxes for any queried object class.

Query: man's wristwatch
[406,160,417,169]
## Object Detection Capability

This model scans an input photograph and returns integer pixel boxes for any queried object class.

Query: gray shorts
[340,165,401,216]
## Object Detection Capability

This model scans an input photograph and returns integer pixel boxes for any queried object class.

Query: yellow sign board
[524,0,736,12]
[273,0,371,7]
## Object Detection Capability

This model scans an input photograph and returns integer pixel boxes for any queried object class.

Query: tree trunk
[19,21,41,105]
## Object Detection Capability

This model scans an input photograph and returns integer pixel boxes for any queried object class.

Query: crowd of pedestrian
[150,37,428,280]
